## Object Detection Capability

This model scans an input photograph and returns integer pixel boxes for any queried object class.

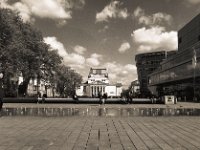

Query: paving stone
[2,104,200,150]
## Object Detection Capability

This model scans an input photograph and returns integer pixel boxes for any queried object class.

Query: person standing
[98,91,102,104]
[0,85,3,110]
[102,92,107,104]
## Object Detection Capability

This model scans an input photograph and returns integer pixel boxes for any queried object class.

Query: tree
[55,65,82,97]
[0,8,63,96]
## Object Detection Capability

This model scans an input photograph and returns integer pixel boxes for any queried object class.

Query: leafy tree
[0,7,83,97]
[0,8,63,96]
[55,65,82,97]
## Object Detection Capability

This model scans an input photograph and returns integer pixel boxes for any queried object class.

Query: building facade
[26,78,56,97]
[76,68,122,97]
[178,14,200,52]
[129,80,140,97]
[135,51,175,97]
[149,13,200,101]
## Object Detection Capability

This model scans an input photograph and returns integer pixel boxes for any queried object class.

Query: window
[34,85,37,91]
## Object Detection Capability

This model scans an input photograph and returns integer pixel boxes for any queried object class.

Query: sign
[164,95,175,104]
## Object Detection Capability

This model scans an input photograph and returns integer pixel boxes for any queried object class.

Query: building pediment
[89,80,107,85]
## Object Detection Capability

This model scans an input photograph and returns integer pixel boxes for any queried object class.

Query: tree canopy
[0,8,82,97]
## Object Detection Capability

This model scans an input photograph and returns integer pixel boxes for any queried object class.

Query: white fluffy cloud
[133,7,173,26]
[86,53,103,67]
[132,26,178,53]
[103,62,137,86]
[26,0,71,20]
[66,53,85,66]
[0,0,85,23]
[44,37,85,67]
[44,36,67,56]
[12,2,33,22]
[118,42,130,53]
[74,45,87,54]
[44,37,136,86]
[96,1,129,22]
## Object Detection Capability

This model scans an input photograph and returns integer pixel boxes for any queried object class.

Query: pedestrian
[128,91,133,104]
[102,92,107,104]
[73,93,79,103]
[0,91,3,110]
[37,92,41,103]
[98,92,102,104]
[126,91,130,104]
[0,99,2,109]
[42,94,47,103]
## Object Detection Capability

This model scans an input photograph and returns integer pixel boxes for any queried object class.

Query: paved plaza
[1,103,200,150]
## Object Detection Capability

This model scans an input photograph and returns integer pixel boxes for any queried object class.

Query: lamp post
[192,47,197,102]
[0,72,4,109]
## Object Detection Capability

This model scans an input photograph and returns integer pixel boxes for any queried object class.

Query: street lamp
[0,72,4,109]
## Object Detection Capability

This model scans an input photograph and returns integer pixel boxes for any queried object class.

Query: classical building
[135,51,176,97]
[148,13,200,101]
[76,68,122,97]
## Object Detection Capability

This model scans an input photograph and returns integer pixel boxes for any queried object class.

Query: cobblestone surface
[1,103,200,150]
[1,116,200,150]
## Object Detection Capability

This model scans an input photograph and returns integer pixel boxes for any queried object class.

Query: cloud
[66,53,85,66]
[44,37,136,86]
[44,36,67,56]
[185,0,200,4]
[60,0,85,9]
[74,45,87,54]
[0,0,85,23]
[44,37,85,67]
[98,25,109,33]
[132,26,178,53]
[90,53,103,59]
[96,1,129,22]
[133,7,173,26]
[103,62,137,86]
[86,53,103,67]
[25,0,71,20]
[133,6,143,17]
[12,2,33,22]
[118,42,130,53]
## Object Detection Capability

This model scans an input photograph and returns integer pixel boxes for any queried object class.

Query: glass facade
[178,14,200,52]
[149,43,200,86]
[135,51,167,97]
[147,13,200,101]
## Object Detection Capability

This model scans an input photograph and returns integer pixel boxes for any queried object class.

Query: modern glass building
[149,14,200,101]
[135,51,168,97]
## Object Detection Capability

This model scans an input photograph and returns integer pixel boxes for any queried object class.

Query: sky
[1,0,200,87]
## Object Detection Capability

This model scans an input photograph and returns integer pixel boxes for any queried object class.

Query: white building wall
[76,85,84,96]
[116,87,122,97]
[105,86,116,97]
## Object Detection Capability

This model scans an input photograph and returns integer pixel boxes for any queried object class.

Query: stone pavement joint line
[1,117,200,150]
